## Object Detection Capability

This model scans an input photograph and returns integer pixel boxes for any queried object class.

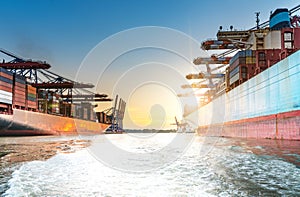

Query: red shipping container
[0,72,13,80]
[14,85,25,92]
[0,81,13,89]
[14,95,26,101]
[14,94,26,99]
[14,97,26,103]
[14,82,26,89]
[14,89,26,96]
[27,100,37,109]
[0,85,12,93]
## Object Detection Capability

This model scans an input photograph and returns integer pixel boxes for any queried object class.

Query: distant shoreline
[125,129,177,133]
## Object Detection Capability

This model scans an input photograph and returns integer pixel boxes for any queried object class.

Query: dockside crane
[0,49,112,103]
[100,95,126,133]
[177,4,300,121]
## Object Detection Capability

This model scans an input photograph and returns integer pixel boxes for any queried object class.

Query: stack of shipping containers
[71,103,77,118]
[0,68,102,123]
[59,102,71,117]
[58,98,95,121]
[97,111,107,123]
[26,84,37,110]
[81,102,91,120]
[50,92,60,114]
[228,50,256,89]
[0,68,13,113]
[38,89,47,113]
[227,49,282,91]
[13,74,26,108]
[0,68,99,122]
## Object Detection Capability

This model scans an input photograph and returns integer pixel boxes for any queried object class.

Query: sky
[0,0,298,129]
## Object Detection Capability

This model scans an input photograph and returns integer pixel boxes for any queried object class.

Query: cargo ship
[184,5,300,140]
[0,50,126,136]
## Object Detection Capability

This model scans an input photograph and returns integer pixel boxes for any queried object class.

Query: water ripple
[2,135,300,196]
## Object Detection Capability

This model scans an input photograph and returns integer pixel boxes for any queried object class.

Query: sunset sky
[0,0,297,129]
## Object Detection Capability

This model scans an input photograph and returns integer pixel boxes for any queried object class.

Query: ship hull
[0,109,110,136]
[197,109,300,140]
[188,50,300,140]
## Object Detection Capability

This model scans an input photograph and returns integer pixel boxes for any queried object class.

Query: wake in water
[1,134,300,196]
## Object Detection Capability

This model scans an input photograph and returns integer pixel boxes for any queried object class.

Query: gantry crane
[0,49,112,104]
[178,4,300,118]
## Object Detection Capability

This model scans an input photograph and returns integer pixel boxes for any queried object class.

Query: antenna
[255,12,260,29]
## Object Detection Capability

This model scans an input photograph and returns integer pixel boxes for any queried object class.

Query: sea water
[1,133,300,196]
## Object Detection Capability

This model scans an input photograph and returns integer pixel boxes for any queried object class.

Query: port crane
[0,49,112,104]
[181,4,300,104]
[170,116,189,132]
[0,48,128,132]
[0,49,50,69]
[101,95,126,133]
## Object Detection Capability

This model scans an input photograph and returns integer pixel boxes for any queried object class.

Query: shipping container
[13,74,26,107]
[27,89,36,95]
[27,100,37,109]
[27,84,37,94]
[0,98,12,104]
[83,108,88,120]
[245,49,253,57]
[90,108,96,121]
[0,68,13,76]
[97,112,107,123]
[0,71,13,80]
[246,56,256,64]
[71,104,76,117]
[14,75,26,84]
[14,89,26,96]
[230,66,239,78]
[47,100,58,113]
[59,102,71,117]
[0,81,13,89]
[27,93,36,98]
[0,76,13,84]
[229,50,255,65]
[14,82,26,89]
[14,97,26,103]
[229,57,246,71]
[38,100,47,113]
[230,73,240,85]
[14,85,25,92]
[38,90,47,99]
[14,94,26,100]
[0,85,12,93]
[27,96,36,102]
[0,90,13,97]
[0,90,12,104]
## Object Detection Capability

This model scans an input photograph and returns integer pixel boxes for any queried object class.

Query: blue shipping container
[0,76,13,84]
[0,68,13,76]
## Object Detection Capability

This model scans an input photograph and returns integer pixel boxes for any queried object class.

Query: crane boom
[0,48,25,62]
